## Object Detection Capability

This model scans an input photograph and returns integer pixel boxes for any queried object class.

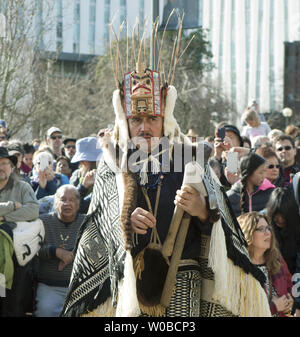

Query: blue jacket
[31,173,69,199]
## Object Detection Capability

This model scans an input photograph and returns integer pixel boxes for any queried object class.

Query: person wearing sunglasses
[46,127,64,160]
[256,145,284,187]
[275,134,300,187]
[238,212,294,317]
[62,138,78,174]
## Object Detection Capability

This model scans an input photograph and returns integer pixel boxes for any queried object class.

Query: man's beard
[0,171,9,182]
[133,133,161,153]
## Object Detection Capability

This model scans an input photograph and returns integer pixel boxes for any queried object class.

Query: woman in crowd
[238,212,294,317]
[266,187,300,276]
[56,156,72,179]
[256,145,284,187]
[227,152,275,217]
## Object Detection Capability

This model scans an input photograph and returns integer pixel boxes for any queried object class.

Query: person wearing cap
[0,147,39,317]
[62,138,78,174]
[226,152,275,217]
[7,141,31,184]
[214,123,244,160]
[46,127,63,160]
[61,26,270,317]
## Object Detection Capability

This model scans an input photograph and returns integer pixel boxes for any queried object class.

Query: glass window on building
[73,0,80,53]
[104,0,111,46]
[139,0,144,25]
[89,0,96,54]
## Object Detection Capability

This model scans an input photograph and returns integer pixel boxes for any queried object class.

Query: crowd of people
[0,95,300,318]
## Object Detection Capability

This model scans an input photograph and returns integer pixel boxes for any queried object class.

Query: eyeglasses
[0,136,7,140]
[276,145,292,152]
[50,135,62,140]
[267,164,280,169]
[255,225,273,233]
[65,145,75,149]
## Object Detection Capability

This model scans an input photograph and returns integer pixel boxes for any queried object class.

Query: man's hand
[272,294,291,313]
[174,185,208,222]
[224,167,240,185]
[45,167,55,181]
[56,247,74,271]
[38,169,48,189]
[214,136,232,160]
[131,207,156,235]
[229,147,250,159]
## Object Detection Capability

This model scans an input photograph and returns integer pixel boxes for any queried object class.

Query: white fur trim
[112,89,129,153]
[116,251,140,317]
[163,86,181,143]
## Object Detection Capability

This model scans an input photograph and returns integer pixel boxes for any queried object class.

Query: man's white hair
[53,184,80,211]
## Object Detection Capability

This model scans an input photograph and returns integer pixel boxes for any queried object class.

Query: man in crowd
[61,31,270,316]
[275,134,300,186]
[46,127,63,160]
[62,138,78,174]
[35,185,84,317]
[0,147,39,316]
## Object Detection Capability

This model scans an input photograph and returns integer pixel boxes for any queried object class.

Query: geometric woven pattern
[61,150,266,317]
[165,265,201,317]
[61,158,126,316]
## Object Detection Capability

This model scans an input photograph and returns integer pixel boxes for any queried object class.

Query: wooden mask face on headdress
[121,62,168,119]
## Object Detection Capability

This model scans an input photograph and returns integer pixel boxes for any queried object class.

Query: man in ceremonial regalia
[61,18,270,318]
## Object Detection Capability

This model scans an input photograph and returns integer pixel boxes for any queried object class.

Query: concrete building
[37,0,300,121]
[198,0,300,123]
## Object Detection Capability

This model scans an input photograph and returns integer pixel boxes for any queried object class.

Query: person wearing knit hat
[61,16,271,318]
[223,124,243,147]
[227,152,275,217]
